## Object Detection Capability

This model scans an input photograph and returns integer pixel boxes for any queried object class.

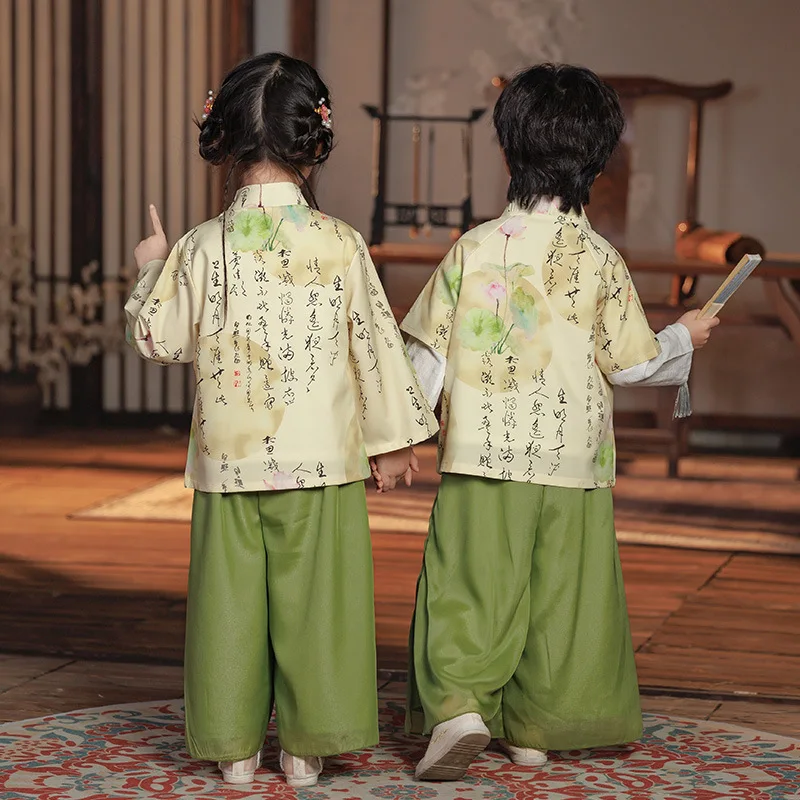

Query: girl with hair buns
[124,53,437,788]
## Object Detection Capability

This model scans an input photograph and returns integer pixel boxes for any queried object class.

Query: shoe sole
[508,755,548,767]
[221,773,256,784]
[498,742,548,767]
[416,731,491,781]
[286,775,320,788]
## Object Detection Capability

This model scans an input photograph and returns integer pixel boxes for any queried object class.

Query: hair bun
[294,111,333,165]
[198,115,227,165]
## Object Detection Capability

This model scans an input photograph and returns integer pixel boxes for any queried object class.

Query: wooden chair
[587,76,733,477]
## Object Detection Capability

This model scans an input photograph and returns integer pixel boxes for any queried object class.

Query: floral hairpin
[201,90,215,121]
[315,97,332,128]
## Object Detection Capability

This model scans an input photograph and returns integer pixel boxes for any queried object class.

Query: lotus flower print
[500,217,527,239]
[265,471,298,491]
[485,281,507,302]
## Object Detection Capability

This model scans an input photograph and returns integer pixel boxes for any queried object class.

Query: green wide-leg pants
[407,473,642,751]
[184,482,378,761]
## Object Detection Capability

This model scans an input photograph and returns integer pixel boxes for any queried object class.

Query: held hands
[678,309,720,349]
[369,447,420,494]
[134,205,169,270]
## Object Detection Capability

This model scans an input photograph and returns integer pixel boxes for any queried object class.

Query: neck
[239,162,301,187]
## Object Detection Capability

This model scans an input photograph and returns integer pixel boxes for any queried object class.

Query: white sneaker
[415,713,491,781]
[218,750,261,784]
[280,750,324,788]
[497,738,548,766]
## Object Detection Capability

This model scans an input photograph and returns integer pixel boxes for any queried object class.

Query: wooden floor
[1,429,799,737]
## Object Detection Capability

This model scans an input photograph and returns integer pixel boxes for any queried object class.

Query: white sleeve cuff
[406,337,446,408]
[608,323,694,387]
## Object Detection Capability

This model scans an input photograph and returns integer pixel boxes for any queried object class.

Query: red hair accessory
[201,90,214,121]
[314,97,332,129]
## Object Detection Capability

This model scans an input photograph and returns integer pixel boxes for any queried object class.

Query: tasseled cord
[673,382,692,419]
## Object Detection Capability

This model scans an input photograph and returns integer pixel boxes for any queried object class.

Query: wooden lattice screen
[0,0,252,423]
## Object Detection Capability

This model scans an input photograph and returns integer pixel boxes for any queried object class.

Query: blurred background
[1,0,799,438]
[0,0,798,780]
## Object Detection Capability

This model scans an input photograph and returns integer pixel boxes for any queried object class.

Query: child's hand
[134,205,169,270]
[369,447,420,493]
[678,309,720,349]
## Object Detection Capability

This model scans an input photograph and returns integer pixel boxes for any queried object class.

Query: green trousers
[184,482,378,761]
[407,473,642,751]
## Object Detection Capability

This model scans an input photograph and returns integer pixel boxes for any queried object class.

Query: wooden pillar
[213,0,255,210]
[69,0,104,424]
[370,0,392,247]
[223,0,254,72]
[291,0,317,65]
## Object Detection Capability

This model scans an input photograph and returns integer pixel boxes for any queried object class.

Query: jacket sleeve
[345,234,438,456]
[124,238,200,364]
[595,250,661,375]
[400,240,465,356]
[607,323,693,387]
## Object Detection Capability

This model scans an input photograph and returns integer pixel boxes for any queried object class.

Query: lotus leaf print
[228,209,285,252]
[595,440,614,482]
[437,262,463,306]
[510,286,539,337]
[458,308,506,351]
[453,271,552,393]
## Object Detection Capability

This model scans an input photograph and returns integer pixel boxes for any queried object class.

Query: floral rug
[1,693,799,799]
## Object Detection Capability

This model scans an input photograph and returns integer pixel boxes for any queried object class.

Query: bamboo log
[676,224,766,266]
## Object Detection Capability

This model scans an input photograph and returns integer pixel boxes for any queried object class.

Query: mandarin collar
[232,182,309,209]
[501,197,589,228]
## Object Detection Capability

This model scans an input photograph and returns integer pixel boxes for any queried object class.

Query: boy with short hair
[385,63,718,781]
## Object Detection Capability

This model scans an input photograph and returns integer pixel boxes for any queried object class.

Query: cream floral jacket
[402,199,660,489]
[125,182,437,493]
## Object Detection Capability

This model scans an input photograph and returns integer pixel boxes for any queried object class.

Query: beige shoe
[218,750,261,784]
[415,713,491,781]
[280,750,324,788]
[498,738,548,766]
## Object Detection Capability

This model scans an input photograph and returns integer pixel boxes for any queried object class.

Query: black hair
[198,52,333,208]
[493,63,624,214]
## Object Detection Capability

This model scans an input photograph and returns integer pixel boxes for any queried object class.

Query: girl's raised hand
[134,204,169,270]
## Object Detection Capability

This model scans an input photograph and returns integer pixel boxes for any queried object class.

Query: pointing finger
[149,204,165,238]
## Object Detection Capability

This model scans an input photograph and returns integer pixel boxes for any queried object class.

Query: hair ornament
[314,97,332,128]
[201,90,215,121]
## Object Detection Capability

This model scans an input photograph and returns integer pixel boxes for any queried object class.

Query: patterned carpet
[2,692,799,799]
